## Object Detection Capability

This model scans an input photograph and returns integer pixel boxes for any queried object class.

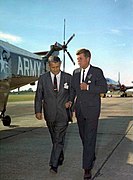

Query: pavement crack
[0,127,40,140]
[92,123,133,179]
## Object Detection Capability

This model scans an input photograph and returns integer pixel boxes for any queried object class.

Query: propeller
[62,19,75,71]
[44,19,75,71]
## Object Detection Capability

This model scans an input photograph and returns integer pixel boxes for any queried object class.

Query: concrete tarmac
[0,96,133,180]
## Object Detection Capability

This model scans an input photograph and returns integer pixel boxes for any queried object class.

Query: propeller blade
[63,19,66,71]
[66,34,75,46]
[65,50,75,65]
[45,44,60,58]
[44,47,55,58]
[63,49,65,71]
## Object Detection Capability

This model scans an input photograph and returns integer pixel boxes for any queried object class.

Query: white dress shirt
[50,71,61,91]
[80,65,90,83]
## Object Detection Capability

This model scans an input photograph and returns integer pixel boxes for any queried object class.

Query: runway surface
[0,96,133,180]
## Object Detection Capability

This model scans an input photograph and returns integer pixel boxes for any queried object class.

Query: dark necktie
[82,69,85,82]
[53,75,58,92]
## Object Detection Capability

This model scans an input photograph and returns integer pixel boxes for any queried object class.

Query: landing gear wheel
[2,115,11,126]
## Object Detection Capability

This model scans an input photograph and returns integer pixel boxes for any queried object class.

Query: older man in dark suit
[34,56,72,173]
[67,48,107,179]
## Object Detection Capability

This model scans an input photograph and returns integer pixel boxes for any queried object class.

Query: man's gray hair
[48,56,61,63]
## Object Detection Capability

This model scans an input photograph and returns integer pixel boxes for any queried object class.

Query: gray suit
[35,71,72,167]
[70,65,107,170]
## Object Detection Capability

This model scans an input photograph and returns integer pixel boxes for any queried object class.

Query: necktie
[82,69,85,82]
[53,75,58,92]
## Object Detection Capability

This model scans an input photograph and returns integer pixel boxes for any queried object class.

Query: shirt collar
[82,64,90,73]
[50,71,61,78]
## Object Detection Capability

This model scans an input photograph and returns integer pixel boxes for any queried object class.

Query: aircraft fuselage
[0,40,46,114]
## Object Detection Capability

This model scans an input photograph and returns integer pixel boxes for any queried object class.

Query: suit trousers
[76,109,98,170]
[46,115,68,168]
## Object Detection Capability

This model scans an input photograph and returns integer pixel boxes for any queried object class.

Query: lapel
[85,65,93,83]
[74,69,81,91]
[58,71,64,93]
[75,65,93,83]
[47,72,54,92]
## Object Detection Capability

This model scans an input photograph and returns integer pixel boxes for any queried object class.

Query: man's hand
[35,113,42,120]
[80,82,89,90]
[65,101,72,108]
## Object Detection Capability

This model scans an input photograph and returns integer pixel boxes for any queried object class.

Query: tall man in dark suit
[68,48,107,179]
[34,56,72,173]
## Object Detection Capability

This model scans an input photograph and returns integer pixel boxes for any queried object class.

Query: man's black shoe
[50,166,58,174]
[84,169,92,179]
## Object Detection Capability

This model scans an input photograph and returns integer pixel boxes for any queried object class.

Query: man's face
[49,62,61,75]
[77,53,90,69]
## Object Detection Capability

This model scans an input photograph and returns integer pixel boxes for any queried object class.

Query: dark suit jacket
[70,65,108,121]
[35,71,72,122]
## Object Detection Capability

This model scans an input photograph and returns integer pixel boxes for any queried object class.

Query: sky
[0,0,133,91]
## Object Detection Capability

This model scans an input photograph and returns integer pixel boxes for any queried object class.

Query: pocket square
[64,82,69,89]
